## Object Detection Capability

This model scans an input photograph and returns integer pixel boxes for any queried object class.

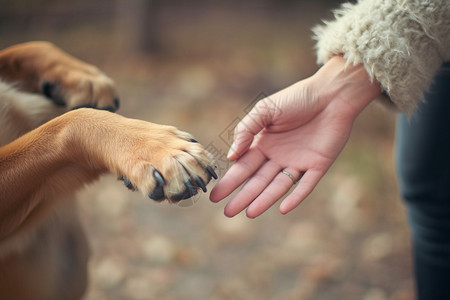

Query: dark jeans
[396,62,450,300]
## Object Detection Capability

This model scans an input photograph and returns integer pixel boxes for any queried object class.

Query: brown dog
[0,42,216,300]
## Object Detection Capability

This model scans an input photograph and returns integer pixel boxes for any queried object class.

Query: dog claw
[114,97,120,110]
[196,177,207,192]
[148,169,166,201]
[189,138,199,143]
[171,180,198,201]
[42,81,65,106]
[121,176,136,191]
[153,169,166,186]
[207,166,218,179]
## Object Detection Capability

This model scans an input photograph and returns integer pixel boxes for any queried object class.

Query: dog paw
[0,42,120,112]
[40,70,120,113]
[38,53,120,112]
[97,116,218,202]
[63,108,216,203]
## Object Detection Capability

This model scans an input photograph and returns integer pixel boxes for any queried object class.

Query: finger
[245,168,301,218]
[227,99,275,161]
[279,169,324,215]
[209,147,266,203]
[223,161,281,217]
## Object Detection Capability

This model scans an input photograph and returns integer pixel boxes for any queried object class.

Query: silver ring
[281,170,298,184]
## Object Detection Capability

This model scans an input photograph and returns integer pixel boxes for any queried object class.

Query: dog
[0,41,217,300]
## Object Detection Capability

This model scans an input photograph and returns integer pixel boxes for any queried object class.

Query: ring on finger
[281,169,299,184]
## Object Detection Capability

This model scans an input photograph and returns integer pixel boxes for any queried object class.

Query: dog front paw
[118,126,217,202]
[86,111,218,202]
[63,109,217,203]
[40,70,120,113]
[120,152,217,202]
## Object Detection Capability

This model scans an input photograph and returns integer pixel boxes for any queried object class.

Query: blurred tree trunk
[115,0,160,54]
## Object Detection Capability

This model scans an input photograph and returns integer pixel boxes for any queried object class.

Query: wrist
[311,56,382,118]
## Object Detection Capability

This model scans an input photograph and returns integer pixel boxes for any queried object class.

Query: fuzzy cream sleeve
[313,0,450,114]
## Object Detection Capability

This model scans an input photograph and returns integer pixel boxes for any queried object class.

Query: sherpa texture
[313,0,450,114]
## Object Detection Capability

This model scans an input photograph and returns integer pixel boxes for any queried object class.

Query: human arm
[313,0,450,114]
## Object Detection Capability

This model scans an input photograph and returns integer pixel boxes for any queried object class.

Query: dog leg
[0,201,89,300]
[0,108,215,250]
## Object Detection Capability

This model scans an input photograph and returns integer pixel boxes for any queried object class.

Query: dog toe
[41,81,66,106]
[112,121,216,203]
[149,181,165,201]
[170,180,198,201]
[148,169,166,201]
[119,176,137,191]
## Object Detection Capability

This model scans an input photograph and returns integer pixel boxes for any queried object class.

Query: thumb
[227,99,275,160]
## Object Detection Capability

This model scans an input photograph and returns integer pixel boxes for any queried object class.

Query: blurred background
[0,0,413,299]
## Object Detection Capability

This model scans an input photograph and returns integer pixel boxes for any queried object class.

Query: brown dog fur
[0,42,214,300]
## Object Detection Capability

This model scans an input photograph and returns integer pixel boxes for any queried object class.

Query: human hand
[209,56,381,218]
